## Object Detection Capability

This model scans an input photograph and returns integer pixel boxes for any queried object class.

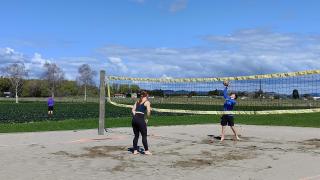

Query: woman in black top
[131,91,152,155]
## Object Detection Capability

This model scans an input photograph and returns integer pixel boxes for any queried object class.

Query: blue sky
[1,0,320,81]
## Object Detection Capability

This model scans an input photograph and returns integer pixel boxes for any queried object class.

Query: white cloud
[2,28,320,82]
[161,74,173,79]
[202,29,301,51]
[54,57,101,82]
[0,47,26,64]
[31,53,49,65]
[98,29,320,78]
[0,48,99,81]
[169,0,187,13]
[107,57,129,74]
[108,57,122,64]
[4,47,15,54]
[24,53,52,78]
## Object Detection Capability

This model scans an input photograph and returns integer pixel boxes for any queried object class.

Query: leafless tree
[42,62,64,97]
[4,63,28,103]
[77,64,96,101]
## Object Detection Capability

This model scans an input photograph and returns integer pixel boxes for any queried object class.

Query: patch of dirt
[52,151,79,158]
[53,146,133,172]
[172,149,257,169]
[162,150,182,156]
[260,140,284,145]
[301,139,320,148]
[29,144,39,147]
[268,154,279,160]
[52,146,127,159]
[201,150,212,156]
[223,153,252,161]
[29,144,46,148]
[174,158,213,168]
[177,133,188,136]
[112,164,127,172]
[202,136,254,144]
[82,146,127,158]
[200,139,214,144]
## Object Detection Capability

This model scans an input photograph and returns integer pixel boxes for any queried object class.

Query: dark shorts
[48,106,54,111]
[220,115,234,126]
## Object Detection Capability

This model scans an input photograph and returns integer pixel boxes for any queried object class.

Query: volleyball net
[105,70,320,115]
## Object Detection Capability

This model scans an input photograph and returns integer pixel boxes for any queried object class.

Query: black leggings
[132,114,148,151]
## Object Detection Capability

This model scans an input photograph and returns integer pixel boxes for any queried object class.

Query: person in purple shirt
[47,97,55,117]
[220,82,240,142]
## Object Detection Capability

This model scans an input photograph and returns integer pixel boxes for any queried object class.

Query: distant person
[131,91,152,155]
[220,81,240,142]
[47,97,54,117]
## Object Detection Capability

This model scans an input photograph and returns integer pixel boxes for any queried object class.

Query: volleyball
[223,80,229,86]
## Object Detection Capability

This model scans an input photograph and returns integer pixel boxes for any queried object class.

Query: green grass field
[0,100,319,133]
[1,113,319,133]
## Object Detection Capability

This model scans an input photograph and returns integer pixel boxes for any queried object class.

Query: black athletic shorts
[48,106,54,111]
[220,115,234,126]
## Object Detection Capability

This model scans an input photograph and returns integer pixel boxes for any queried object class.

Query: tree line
[0,62,97,103]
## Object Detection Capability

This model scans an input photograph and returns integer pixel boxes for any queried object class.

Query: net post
[98,70,105,135]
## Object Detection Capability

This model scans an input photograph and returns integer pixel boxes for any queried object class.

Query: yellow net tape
[109,69,320,82]
[109,101,320,115]
[107,69,320,115]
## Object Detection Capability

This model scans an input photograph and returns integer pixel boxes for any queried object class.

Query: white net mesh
[107,70,320,115]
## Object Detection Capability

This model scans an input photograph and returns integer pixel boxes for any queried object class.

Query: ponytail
[138,91,148,104]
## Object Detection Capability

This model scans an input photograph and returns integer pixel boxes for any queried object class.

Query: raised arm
[145,101,151,118]
[132,102,137,115]
[223,87,230,99]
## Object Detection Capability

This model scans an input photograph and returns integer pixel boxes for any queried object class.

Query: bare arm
[132,102,137,115]
[144,101,151,118]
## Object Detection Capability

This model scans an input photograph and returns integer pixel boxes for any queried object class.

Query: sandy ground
[0,124,319,180]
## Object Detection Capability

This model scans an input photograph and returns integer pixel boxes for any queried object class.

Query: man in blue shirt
[220,82,240,142]
[47,97,54,117]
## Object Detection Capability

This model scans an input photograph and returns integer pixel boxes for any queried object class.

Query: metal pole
[98,70,105,135]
